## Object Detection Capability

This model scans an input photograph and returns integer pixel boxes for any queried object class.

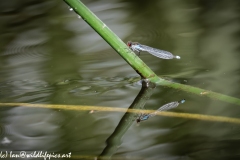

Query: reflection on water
[137,99,185,123]
[0,0,240,159]
[100,80,156,159]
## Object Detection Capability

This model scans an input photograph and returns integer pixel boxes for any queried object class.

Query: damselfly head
[136,118,141,123]
[127,41,132,47]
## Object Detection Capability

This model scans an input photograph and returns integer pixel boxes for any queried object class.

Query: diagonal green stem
[63,0,159,81]
[63,0,240,106]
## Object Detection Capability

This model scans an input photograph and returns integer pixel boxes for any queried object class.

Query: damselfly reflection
[137,99,185,123]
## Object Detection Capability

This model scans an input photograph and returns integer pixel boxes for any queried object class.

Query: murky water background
[0,0,240,159]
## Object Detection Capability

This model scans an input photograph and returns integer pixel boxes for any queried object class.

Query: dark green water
[0,0,240,159]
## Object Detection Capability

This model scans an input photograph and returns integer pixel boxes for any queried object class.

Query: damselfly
[137,99,185,123]
[127,41,180,59]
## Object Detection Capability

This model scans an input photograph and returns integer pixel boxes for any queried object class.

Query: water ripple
[1,28,48,58]
[68,76,140,97]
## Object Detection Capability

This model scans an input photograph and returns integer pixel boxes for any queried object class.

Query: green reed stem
[63,0,240,106]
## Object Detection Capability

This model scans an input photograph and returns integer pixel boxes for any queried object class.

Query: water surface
[0,0,240,159]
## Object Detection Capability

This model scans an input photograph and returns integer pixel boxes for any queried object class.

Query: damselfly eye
[127,41,132,47]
